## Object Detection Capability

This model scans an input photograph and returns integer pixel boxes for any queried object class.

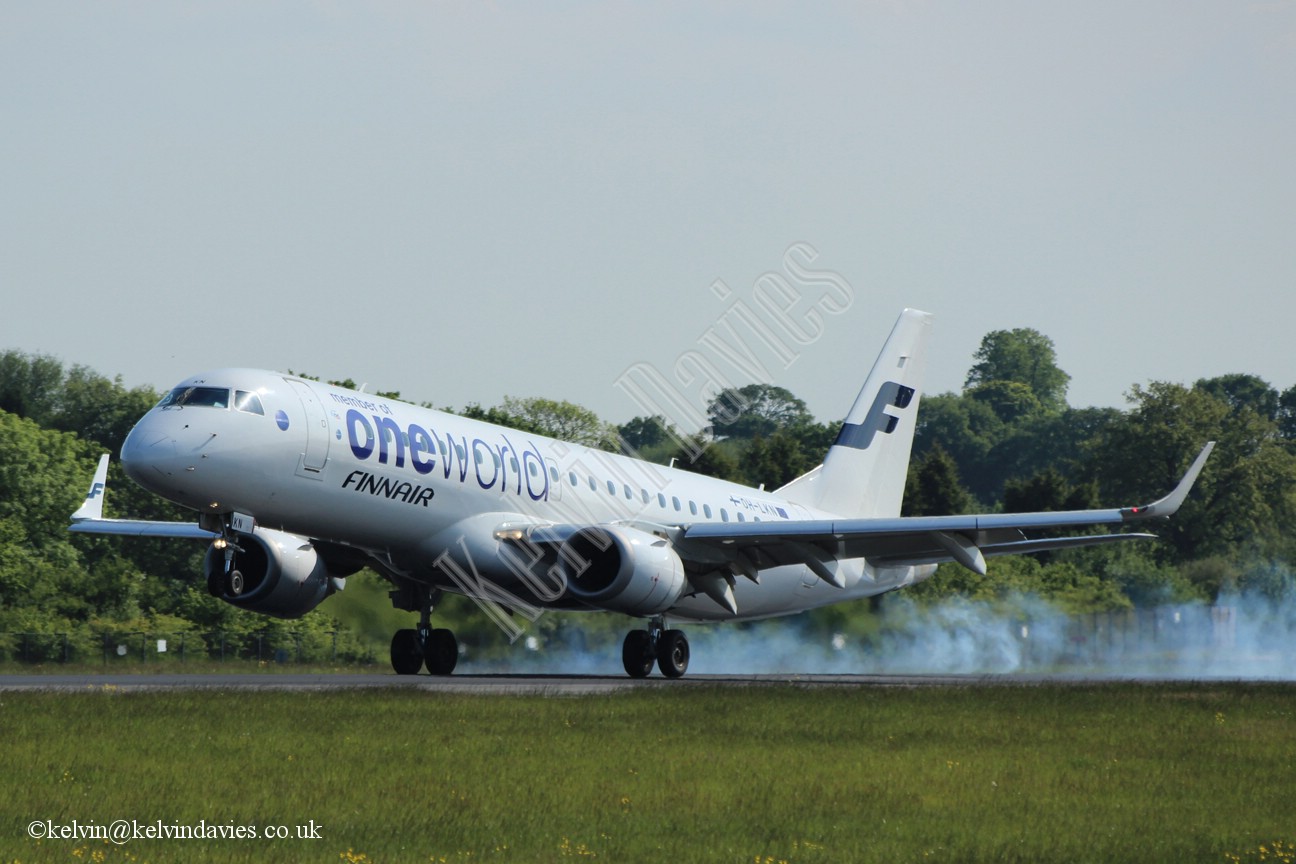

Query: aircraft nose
[120,416,179,486]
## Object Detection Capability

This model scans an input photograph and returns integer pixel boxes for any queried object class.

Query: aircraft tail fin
[781,309,932,518]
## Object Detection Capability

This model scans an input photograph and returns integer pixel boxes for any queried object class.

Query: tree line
[1,331,1294,664]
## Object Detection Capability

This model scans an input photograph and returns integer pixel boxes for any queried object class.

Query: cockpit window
[234,391,265,415]
[158,386,230,409]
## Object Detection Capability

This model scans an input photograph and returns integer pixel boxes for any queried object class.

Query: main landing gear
[389,586,458,676]
[622,617,689,679]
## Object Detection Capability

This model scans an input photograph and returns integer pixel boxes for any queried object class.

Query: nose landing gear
[207,528,246,597]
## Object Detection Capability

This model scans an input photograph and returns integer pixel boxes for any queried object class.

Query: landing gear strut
[207,528,245,597]
[389,585,458,676]
[621,617,689,679]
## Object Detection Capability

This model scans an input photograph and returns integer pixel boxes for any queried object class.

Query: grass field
[2,683,1293,863]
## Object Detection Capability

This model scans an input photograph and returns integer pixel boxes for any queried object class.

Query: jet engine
[202,528,343,619]
[558,526,686,616]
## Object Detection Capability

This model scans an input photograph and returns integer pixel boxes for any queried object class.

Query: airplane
[68,309,1214,678]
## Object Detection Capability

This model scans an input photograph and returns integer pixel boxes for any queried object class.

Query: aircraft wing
[68,454,218,540]
[675,442,1215,578]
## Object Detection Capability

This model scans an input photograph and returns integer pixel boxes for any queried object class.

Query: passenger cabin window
[233,391,264,415]
[159,386,230,409]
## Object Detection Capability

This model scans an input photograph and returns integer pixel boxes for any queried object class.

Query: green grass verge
[2,684,1293,863]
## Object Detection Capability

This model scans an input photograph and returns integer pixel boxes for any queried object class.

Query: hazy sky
[3,2,1293,430]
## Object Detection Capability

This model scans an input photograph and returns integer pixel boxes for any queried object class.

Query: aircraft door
[286,378,330,476]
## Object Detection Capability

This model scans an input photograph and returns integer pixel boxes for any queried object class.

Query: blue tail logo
[831,382,915,451]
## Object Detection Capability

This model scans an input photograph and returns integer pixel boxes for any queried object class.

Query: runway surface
[0,671,1193,694]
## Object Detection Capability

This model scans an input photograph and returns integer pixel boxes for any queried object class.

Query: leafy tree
[912,393,1005,503]
[902,446,975,516]
[56,365,160,453]
[668,437,743,483]
[967,380,1042,424]
[742,430,812,490]
[0,412,96,624]
[0,352,159,453]
[964,328,1070,413]
[618,415,672,453]
[1090,382,1296,561]
[1002,469,1097,514]
[497,396,618,450]
[0,351,64,423]
[457,397,618,451]
[901,556,1131,613]
[792,420,838,461]
[290,372,400,402]
[1279,386,1296,440]
[1194,374,1279,421]
[985,407,1121,497]
[707,384,813,440]
[1178,556,1242,603]
[1083,544,1199,606]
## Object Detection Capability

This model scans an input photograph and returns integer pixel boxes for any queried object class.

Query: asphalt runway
[0,671,1171,694]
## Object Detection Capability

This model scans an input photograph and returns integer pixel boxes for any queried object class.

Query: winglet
[1121,442,1215,521]
[71,454,111,523]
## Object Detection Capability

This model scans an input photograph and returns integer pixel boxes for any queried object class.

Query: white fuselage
[121,368,930,622]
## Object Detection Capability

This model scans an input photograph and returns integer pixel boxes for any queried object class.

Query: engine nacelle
[203,528,341,619]
[558,526,686,616]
